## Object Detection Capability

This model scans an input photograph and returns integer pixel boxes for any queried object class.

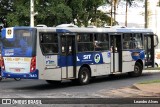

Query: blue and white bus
[0,25,158,85]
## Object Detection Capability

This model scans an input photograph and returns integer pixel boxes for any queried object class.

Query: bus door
[144,34,154,67]
[110,34,122,73]
[60,35,76,79]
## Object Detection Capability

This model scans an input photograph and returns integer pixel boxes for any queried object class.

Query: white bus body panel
[111,53,119,72]
[62,67,74,78]
[42,68,61,80]
[36,31,61,80]
[122,51,134,73]
[95,64,110,75]
[43,55,61,80]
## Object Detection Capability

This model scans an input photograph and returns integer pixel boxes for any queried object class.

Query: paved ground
[95,70,160,98]
[95,83,160,98]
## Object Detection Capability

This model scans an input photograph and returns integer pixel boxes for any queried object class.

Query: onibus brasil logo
[94,54,100,63]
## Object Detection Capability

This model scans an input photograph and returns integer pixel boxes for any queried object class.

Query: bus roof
[6,26,154,34]
[36,27,153,33]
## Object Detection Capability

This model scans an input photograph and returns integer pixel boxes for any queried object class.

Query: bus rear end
[1,27,38,79]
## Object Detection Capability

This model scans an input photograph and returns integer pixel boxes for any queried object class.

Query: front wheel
[128,62,142,77]
[78,67,90,85]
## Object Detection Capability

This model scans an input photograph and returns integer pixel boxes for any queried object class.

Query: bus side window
[123,33,132,49]
[77,33,94,52]
[94,33,109,51]
[40,33,58,54]
[129,37,136,49]
[131,33,143,49]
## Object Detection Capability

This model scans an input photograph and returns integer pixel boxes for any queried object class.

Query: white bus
[1,25,158,85]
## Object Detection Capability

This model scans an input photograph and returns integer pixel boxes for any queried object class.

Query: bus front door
[60,35,76,79]
[110,35,122,73]
[144,34,154,67]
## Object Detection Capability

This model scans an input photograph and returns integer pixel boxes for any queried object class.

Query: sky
[98,0,145,27]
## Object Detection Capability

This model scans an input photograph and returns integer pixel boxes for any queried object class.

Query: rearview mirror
[154,34,159,47]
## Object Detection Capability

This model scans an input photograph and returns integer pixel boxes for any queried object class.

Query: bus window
[94,33,109,51]
[14,30,32,47]
[77,33,94,52]
[132,33,143,49]
[123,33,143,49]
[123,33,131,49]
[40,33,58,54]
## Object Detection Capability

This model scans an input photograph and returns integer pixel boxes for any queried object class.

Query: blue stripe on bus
[1,28,6,38]
[2,70,38,79]
[56,29,71,33]
[58,52,105,67]
[130,50,145,60]
[58,50,144,67]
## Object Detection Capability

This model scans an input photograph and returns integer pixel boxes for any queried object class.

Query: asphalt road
[0,70,160,98]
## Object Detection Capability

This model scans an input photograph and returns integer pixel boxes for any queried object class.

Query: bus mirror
[154,34,159,47]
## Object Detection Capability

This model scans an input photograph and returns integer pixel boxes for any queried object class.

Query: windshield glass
[1,28,36,57]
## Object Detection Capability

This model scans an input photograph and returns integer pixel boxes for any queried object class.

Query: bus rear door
[110,34,122,73]
[60,35,76,79]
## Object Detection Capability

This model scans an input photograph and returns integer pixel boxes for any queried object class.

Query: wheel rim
[134,65,140,73]
[81,71,88,83]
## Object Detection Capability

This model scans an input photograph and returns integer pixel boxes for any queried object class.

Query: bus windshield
[1,28,36,57]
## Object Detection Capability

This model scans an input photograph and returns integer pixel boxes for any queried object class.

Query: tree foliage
[0,0,113,27]
[0,0,141,27]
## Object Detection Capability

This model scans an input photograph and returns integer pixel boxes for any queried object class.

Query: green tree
[80,0,106,26]
[4,0,30,26]
[35,0,72,26]
[1,0,111,27]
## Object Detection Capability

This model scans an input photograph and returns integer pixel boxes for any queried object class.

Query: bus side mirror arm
[154,34,159,47]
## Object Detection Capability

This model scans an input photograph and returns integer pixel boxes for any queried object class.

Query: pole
[145,0,148,28]
[110,1,113,26]
[30,0,34,27]
[125,1,128,27]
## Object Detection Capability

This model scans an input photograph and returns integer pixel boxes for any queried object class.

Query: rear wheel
[14,78,21,81]
[128,62,142,77]
[0,77,2,81]
[78,67,90,85]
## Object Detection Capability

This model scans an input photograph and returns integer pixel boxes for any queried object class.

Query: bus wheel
[0,77,2,81]
[14,78,21,81]
[128,62,142,77]
[78,67,90,85]
[46,80,61,85]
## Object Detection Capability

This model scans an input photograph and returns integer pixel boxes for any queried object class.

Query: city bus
[0,25,158,85]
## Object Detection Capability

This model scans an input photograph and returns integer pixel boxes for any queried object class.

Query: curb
[143,70,160,73]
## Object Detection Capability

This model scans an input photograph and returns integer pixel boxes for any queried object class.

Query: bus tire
[78,67,90,85]
[14,78,21,81]
[0,77,2,81]
[46,80,61,85]
[128,62,142,77]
